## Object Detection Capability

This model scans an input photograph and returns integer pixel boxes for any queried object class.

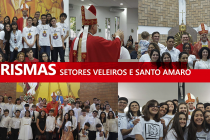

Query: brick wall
[138,0,179,27]
[186,0,210,27]
[80,83,118,112]
[0,83,16,103]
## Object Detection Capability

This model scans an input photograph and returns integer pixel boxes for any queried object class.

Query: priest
[46,92,59,116]
[69,5,123,62]
[192,23,210,59]
[176,34,194,53]
[17,3,29,32]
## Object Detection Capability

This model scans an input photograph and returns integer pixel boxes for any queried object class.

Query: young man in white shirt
[31,105,39,140]
[57,13,69,56]
[0,95,5,115]
[73,101,82,121]
[160,36,180,62]
[34,11,41,25]
[5,96,13,117]
[46,109,55,140]
[50,17,65,62]
[95,104,101,118]
[20,104,30,118]
[83,110,104,140]
[37,14,51,57]
[85,106,92,118]
[27,97,34,111]
[23,17,37,58]
[8,110,21,140]
[71,102,75,110]
[62,99,71,115]
[90,98,97,113]
[151,31,165,50]
[0,109,11,140]
[78,109,88,131]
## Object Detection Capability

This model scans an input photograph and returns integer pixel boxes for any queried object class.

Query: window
[105,18,111,40]
[115,17,120,32]
[70,17,76,39]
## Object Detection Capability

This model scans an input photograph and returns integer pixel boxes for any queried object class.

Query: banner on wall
[0,0,64,22]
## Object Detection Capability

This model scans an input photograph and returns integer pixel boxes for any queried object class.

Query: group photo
[0,82,118,140]
[118,83,210,140]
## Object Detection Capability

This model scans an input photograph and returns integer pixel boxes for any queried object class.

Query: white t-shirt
[160,47,180,62]
[120,46,131,59]
[139,53,150,62]
[78,115,89,128]
[37,24,51,46]
[56,22,69,43]
[158,42,166,50]
[118,113,128,140]
[184,129,210,140]
[50,26,64,47]
[23,26,37,48]
[133,116,163,140]
[0,30,5,41]
[194,59,210,69]
[165,128,178,140]
[188,54,196,69]
[161,114,174,127]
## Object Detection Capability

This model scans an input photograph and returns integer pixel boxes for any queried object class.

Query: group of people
[124,23,210,69]
[0,3,69,63]
[0,94,117,140]
[118,95,210,140]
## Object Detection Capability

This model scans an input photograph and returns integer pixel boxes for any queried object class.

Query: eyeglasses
[119,102,127,105]
[42,55,48,57]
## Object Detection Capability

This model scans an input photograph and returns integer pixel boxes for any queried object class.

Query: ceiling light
[120,3,123,5]
[81,0,84,1]
[89,4,92,5]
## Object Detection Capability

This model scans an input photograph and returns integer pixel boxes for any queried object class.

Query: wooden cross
[179,10,185,24]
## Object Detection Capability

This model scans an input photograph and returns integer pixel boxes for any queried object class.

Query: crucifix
[180,10,185,24]
[178,83,185,103]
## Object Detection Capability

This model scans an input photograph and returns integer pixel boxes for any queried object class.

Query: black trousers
[55,127,62,140]
[9,128,19,140]
[88,131,96,140]
[46,132,53,140]
[52,47,65,62]
[73,128,78,140]
[108,132,118,140]
[1,127,8,140]
[31,122,37,140]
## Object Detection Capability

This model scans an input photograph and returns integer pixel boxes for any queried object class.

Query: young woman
[100,103,105,111]
[12,98,24,116]
[177,52,190,69]
[204,110,210,131]
[12,17,18,23]
[194,47,210,69]
[107,111,118,140]
[141,49,161,69]
[99,112,109,139]
[68,110,77,139]
[128,35,134,45]
[4,23,11,60]
[61,113,74,140]
[18,110,33,140]
[125,101,141,140]
[39,52,51,62]
[55,108,63,140]
[43,98,47,105]
[9,22,22,62]
[159,52,174,69]
[46,13,52,25]
[165,112,187,140]
[134,100,163,140]
[166,103,190,132]
[36,110,46,140]
[14,52,25,62]
[159,102,169,137]
[139,43,160,62]
[32,17,39,27]
[0,52,6,62]
[162,100,176,128]
[185,109,210,140]
[183,43,196,69]
[4,16,10,25]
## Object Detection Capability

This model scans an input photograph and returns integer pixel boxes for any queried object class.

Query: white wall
[118,83,210,108]
[69,5,128,41]
[127,8,138,43]
[63,0,69,55]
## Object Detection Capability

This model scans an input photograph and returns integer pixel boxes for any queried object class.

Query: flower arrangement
[23,93,35,101]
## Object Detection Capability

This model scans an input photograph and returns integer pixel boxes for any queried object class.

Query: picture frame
[99,28,101,32]
[131,29,134,33]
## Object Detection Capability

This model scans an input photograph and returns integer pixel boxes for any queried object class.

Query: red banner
[0,62,203,82]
